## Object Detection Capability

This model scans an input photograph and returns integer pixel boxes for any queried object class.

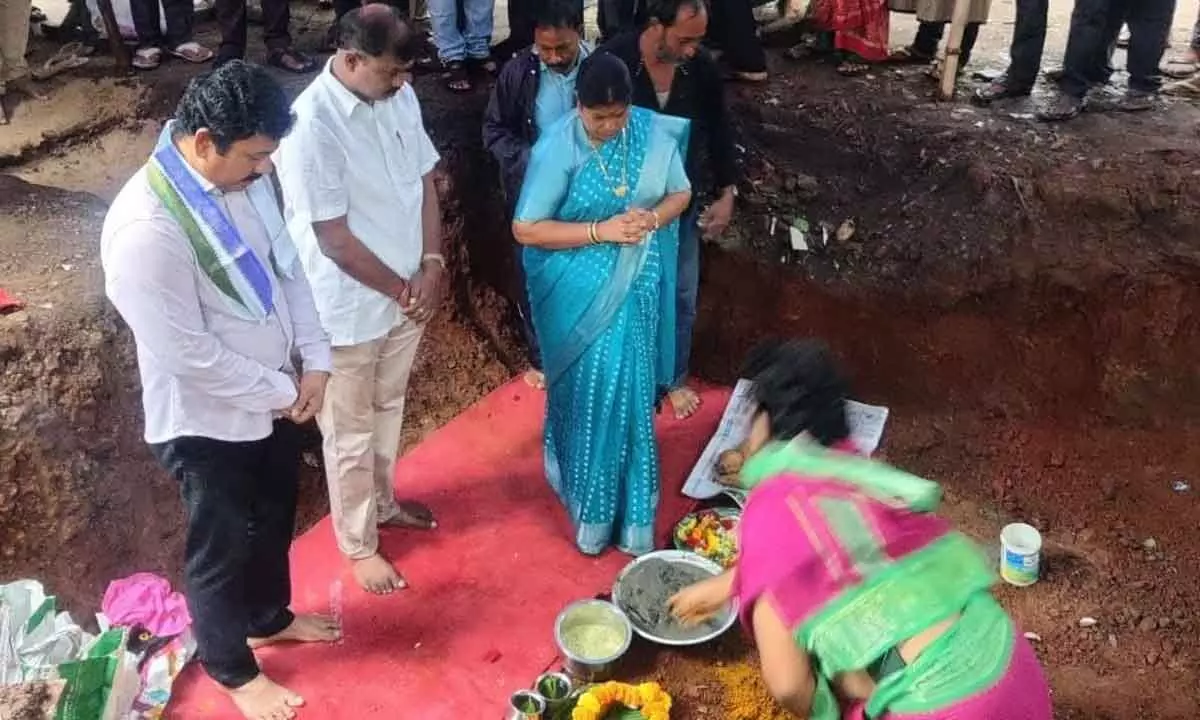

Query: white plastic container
[1000,523,1042,586]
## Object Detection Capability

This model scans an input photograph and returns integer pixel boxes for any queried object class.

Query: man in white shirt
[274,6,444,595]
[101,61,339,720]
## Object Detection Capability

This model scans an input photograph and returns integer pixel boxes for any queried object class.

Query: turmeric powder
[712,660,794,720]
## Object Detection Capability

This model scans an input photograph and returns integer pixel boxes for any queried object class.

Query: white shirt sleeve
[286,121,350,223]
[104,218,299,412]
[279,255,333,374]
[407,89,441,177]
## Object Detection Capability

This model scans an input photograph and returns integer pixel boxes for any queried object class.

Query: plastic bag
[54,629,140,720]
[0,580,89,685]
[0,580,137,720]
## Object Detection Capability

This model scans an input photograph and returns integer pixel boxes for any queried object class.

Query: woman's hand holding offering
[668,571,735,627]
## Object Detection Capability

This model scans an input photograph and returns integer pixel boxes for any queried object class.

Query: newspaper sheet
[682,380,891,500]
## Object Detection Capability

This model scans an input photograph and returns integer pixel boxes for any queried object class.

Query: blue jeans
[429,0,493,62]
[674,205,700,387]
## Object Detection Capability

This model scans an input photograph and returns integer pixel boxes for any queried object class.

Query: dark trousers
[130,0,194,48]
[597,0,639,42]
[511,241,541,370]
[707,0,766,73]
[1061,0,1174,96]
[1110,0,1176,93]
[150,421,301,689]
[215,0,292,62]
[1005,0,1049,88]
[504,0,536,55]
[913,20,981,67]
[674,204,701,385]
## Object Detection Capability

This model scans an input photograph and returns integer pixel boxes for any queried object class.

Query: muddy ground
[2,3,1199,718]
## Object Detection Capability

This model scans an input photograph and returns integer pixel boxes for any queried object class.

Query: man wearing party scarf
[101,61,339,720]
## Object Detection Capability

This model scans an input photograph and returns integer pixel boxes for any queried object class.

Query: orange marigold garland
[571,681,672,720]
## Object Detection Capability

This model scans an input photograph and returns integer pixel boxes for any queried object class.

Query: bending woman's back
[671,340,1054,719]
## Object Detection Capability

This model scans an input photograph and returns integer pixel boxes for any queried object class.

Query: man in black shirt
[600,0,738,420]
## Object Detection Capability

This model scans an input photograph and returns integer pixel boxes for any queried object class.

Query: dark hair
[742,339,851,446]
[577,52,632,108]
[533,0,583,31]
[338,5,417,61]
[173,60,293,153]
[643,0,707,27]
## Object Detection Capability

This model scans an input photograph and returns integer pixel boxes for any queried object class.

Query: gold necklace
[591,129,629,198]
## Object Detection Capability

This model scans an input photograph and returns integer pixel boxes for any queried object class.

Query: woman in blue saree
[512,52,693,556]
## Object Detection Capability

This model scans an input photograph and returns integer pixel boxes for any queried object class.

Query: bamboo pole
[93,0,131,71]
[939,0,972,100]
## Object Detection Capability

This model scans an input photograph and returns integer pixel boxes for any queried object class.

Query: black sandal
[267,48,317,74]
[445,61,472,92]
[468,56,498,76]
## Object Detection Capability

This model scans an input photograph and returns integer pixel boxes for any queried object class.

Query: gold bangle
[588,221,599,244]
[651,209,661,232]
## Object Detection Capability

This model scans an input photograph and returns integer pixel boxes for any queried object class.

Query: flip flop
[836,60,870,77]
[445,60,471,92]
[34,42,91,79]
[267,48,317,74]
[886,46,934,65]
[169,42,214,64]
[1164,76,1200,98]
[1163,56,1200,79]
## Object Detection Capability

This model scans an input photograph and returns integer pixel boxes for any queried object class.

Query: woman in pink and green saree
[670,340,1053,720]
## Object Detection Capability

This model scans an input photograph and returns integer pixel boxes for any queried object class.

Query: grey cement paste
[617,558,721,641]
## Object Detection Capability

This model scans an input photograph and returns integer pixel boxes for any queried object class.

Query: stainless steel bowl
[612,549,738,646]
[534,671,574,715]
[553,599,633,682]
[505,690,545,719]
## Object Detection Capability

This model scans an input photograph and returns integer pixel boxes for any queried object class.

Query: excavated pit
[1,53,1198,718]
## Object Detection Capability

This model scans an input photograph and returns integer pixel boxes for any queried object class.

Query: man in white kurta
[102,61,339,720]
[274,5,445,594]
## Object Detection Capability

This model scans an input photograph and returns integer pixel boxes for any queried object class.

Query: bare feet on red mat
[667,386,702,419]
[226,673,304,720]
[248,614,341,649]
[353,553,408,594]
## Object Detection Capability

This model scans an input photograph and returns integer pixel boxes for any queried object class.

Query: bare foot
[225,673,304,720]
[667,386,702,419]
[353,553,407,594]
[380,499,437,530]
[248,614,341,649]
[523,369,546,390]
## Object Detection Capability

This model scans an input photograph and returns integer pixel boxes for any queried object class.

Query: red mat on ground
[0,288,23,315]
[166,379,729,719]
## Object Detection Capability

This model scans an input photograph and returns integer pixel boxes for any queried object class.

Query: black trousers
[1108,0,1176,93]
[1005,0,1049,88]
[130,0,195,48]
[707,0,766,73]
[215,0,292,62]
[913,20,981,67]
[150,421,301,689]
[1061,0,1174,97]
[510,238,541,371]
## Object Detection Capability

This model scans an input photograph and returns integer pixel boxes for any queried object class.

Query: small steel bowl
[553,599,633,682]
[506,690,546,719]
[534,671,573,714]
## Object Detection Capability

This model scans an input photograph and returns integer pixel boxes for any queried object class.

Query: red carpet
[166,379,729,718]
